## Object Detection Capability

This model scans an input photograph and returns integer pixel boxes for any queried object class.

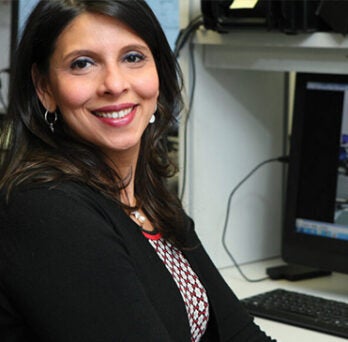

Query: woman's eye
[70,58,94,70]
[124,52,145,64]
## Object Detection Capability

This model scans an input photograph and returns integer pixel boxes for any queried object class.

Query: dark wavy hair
[0,0,186,246]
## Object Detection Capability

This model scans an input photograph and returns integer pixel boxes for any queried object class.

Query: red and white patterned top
[142,230,209,342]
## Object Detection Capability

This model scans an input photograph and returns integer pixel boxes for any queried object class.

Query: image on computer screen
[295,80,348,242]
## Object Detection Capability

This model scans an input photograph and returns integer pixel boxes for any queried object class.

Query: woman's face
[34,12,159,162]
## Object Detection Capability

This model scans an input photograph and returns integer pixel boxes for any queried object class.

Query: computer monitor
[281,72,348,277]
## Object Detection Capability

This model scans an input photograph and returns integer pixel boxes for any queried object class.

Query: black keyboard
[241,289,348,339]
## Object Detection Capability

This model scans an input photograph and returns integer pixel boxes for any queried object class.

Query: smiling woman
[33,13,159,161]
[0,1,275,342]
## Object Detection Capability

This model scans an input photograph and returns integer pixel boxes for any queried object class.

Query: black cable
[179,37,196,201]
[221,155,289,282]
[174,15,203,58]
[174,16,204,201]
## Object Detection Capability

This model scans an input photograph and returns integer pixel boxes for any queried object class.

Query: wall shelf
[195,29,348,73]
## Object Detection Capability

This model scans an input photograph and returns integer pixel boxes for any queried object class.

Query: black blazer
[0,182,275,341]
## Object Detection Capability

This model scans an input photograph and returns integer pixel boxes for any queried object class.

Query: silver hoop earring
[44,110,58,133]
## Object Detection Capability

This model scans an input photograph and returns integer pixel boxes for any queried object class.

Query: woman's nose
[98,64,129,96]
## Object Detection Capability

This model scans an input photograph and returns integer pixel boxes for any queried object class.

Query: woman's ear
[31,64,56,112]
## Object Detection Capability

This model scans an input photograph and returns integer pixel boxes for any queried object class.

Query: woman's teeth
[94,107,133,119]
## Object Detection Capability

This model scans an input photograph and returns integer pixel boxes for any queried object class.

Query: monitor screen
[283,72,348,275]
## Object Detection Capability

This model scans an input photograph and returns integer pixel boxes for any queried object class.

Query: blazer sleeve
[0,186,174,342]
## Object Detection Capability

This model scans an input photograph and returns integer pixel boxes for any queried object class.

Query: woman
[0,1,275,341]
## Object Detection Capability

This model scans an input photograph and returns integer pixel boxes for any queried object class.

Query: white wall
[178,0,285,268]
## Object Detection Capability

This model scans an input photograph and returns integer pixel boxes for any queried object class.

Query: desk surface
[219,258,348,342]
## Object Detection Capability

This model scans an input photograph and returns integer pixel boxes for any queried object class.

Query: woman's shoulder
[0,180,115,225]
[1,180,103,204]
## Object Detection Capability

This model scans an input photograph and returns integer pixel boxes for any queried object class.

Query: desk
[219,258,348,342]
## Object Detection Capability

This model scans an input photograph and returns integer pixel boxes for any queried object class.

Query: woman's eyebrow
[61,49,95,62]
[119,43,152,53]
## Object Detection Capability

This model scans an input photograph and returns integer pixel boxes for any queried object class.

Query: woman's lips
[93,107,133,119]
[92,104,137,128]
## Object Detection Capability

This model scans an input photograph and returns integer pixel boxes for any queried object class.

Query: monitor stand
[266,264,332,281]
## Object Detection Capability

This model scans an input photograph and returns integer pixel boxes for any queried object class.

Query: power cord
[222,155,289,282]
[178,38,196,202]
[174,15,204,201]
[174,15,203,58]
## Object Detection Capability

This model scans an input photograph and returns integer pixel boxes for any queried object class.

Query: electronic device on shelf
[200,0,348,34]
[241,288,348,339]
